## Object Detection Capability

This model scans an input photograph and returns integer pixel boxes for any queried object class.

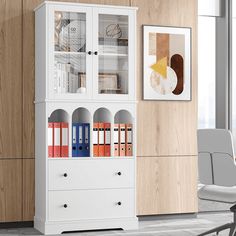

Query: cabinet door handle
[88,51,92,55]
[117,202,122,206]
[94,51,98,55]
[63,204,68,208]
[63,173,67,177]
[117,172,122,176]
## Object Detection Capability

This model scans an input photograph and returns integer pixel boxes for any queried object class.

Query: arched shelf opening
[48,109,69,123]
[72,107,91,123]
[114,110,133,157]
[93,107,112,123]
[114,110,133,124]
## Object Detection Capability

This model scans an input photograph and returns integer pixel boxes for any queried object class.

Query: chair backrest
[197,129,236,187]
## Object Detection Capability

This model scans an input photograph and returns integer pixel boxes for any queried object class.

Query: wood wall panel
[0,159,22,222]
[131,0,197,157]
[137,156,198,215]
[0,0,22,158]
[23,159,35,221]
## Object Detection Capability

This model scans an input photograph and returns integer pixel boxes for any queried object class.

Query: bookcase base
[34,217,139,235]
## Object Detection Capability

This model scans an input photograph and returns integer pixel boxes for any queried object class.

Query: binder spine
[104,123,111,157]
[84,123,90,157]
[72,123,78,157]
[98,123,105,157]
[48,122,54,158]
[114,124,119,156]
[61,122,69,157]
[77,123,83,157]
[93,123,99,157]
[126,124,133,156]
[53,122,61,157]
[119,124,126,156]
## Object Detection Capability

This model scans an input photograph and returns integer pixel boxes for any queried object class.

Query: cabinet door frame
[92,8,135,101]
[47,5,93,100]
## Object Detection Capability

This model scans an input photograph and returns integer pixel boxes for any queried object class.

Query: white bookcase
[34,1,138,235]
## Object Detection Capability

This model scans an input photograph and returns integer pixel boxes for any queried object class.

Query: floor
[0,212,233,236]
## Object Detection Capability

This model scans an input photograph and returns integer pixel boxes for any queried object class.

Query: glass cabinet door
[96,13,129,97]
[51,8,92,98]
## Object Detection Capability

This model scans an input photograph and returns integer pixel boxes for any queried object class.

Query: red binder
[98,123,105,156]
[48,122,54,158]
[119,124,126,156]
[104,123,111,157]
[114,124,119,156]
[93,123,99,157]
[125,124,132,156]
[53,122,61,157]
[61,122,69,157]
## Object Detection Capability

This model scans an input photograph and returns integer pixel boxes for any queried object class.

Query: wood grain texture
[137,156,198,215]
[0,159,22,222]
[23,159,35,221]
[131,0,197,157]
[0,0,22,158]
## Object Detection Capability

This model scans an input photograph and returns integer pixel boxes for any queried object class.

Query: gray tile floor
[0,212,233,236]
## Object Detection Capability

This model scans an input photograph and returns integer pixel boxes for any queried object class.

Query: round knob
[63,173,67,177]
[64,204,68,208]
[117,202,122,206]
[117,172,122,176]
[88,51,92,55]
[94,51,98,55]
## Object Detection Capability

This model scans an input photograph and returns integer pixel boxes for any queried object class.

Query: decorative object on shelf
[106,24,122,38]
[54,11,62,51]
[143,25,191,101]
[98,73,120,94]
[59,15,86,52]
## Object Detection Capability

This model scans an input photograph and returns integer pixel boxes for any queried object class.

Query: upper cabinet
[35,2,136,102]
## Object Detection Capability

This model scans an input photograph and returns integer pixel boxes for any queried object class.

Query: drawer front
[48,159,134,190]
[48,189,135,221]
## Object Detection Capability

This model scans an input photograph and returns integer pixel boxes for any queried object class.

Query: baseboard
[138,213,197,221]
[0,221,33,229]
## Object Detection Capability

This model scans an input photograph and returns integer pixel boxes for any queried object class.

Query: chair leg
[229,224,236,236]
[197,223,233,236]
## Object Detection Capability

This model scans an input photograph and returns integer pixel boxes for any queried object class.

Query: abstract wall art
[143,25,191,100]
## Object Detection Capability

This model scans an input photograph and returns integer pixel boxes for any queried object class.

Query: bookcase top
[34,1,138,12]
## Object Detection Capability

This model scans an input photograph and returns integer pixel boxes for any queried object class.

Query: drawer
[48,189,135,221]
[48,159,134,190]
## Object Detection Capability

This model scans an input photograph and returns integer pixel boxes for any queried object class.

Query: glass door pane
[54,11,87,95]
[98,14,129,95]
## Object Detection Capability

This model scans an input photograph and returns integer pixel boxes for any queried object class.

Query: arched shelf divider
[93,107,112,123]
[114,109,133,124]
[72,107,91,123]
[48,109,69,123]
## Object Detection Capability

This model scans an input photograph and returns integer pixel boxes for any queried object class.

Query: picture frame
[98,73,121,94]
[143,25,192,101]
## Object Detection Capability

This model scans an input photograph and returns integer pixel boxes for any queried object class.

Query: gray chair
[198,129,236,236]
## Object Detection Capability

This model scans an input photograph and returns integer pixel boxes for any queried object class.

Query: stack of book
[48,122,69,158]
[99,38,128,55]
[114,123,132,157]
[72,123,90,157]
[93,123,111,157]
[54,62,85,94]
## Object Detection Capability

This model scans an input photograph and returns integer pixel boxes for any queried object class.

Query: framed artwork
[143,25,191,100]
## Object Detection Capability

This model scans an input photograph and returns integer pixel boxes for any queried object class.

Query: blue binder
[83,123,90,157]
[77,123,84,157]
[72,123,79,157]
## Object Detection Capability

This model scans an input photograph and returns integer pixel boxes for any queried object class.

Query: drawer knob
[117,172,122,176]
[64,204,68,208]
[117,202,122,206]
[88,51,92,55]
[63,173,68,177]
[94,51,98,55]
